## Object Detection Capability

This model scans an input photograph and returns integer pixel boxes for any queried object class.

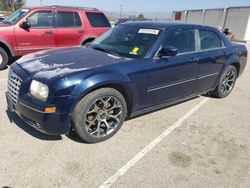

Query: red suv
[0,5,111,70]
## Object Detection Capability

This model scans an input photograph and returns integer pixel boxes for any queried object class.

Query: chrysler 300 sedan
[6,22,247,143]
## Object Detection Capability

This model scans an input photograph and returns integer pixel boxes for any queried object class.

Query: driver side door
[146,29,199,106]
[14,10,56,56]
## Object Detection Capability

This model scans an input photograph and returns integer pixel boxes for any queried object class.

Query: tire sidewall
[73,88,127,143]
[0,47,8,70]
[217,65,237,98]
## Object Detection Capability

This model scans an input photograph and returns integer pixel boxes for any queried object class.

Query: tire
[0,47,9,70]
[82,41,92,46]
[72,88,127,143]
[211,65,237,98]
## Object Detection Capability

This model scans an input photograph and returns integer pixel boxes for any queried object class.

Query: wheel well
[81,38,95,46]
[231,62,240,76]
[0,42,12,57]
[84,84,133,116]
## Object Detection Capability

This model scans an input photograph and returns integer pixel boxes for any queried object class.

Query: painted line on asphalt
[99,98,209,188]
[0,79,7,82]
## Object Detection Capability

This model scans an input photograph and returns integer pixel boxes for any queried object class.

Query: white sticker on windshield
[138,29,160,35]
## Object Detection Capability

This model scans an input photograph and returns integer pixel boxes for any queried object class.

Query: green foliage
[0,0,25,12]
[137,13,145,19]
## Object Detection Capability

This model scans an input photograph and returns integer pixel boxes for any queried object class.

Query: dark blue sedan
[6,22,247,143]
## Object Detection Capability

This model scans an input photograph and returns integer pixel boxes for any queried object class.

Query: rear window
[199,30,223,50]
[86,12,110,27]
[56,11,82,27]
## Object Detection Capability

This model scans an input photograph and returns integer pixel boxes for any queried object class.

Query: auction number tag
[138,29,160,35]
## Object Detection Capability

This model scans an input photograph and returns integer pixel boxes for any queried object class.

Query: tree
[137,13,145,20]
[0,0,25,12]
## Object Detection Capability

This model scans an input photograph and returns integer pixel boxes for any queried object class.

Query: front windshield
[2,8,30,24]
[91,26,161,58]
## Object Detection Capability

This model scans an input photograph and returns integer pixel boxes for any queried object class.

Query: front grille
[7,69,22,105]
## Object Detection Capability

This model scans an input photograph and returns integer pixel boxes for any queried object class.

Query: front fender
[69,72,136,114]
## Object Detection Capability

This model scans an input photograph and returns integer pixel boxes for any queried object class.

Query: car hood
[17,47,127,80]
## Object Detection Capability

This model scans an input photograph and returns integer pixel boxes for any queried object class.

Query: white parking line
[0,79,7,82]
[99,98,209,188]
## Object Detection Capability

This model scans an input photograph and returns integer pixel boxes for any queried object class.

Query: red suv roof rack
[49,5,99,11]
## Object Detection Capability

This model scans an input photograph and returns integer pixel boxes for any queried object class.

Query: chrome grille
[7,69,22,105]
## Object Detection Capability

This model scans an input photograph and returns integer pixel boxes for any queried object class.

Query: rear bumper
[6,92,71,135]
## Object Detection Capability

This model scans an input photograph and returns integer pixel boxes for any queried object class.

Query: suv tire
[0,47,8,70]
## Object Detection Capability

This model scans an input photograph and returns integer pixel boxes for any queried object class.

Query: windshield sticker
[138,29,159,35]
[129,47,140,55]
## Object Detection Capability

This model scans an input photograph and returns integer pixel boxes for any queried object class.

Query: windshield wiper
[92,46,121,57]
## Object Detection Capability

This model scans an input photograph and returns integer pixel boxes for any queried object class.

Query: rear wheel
[81,39,95,46]
[211,65,237,98]
[72,88,127,143]
[0,47,8,70]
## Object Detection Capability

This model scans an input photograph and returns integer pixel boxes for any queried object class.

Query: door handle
[189,57,200,62]
[44,30,53,34]
[78,29,85,33]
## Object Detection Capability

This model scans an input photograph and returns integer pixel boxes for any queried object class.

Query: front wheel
[72,88,127,143]
[211,65,237,98]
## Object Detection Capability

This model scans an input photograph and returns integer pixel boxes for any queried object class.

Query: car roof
[25,5,100,12]
[120,21,216,30]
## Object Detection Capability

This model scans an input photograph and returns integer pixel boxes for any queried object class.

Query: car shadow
[202,93,219,99]
[6,110,62,141]
[66,129,90,144]
[8,56,21,65]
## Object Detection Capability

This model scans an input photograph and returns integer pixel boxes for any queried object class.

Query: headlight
[30,80,49,102]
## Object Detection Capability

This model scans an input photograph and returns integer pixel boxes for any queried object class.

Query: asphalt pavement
[0,44,249,188]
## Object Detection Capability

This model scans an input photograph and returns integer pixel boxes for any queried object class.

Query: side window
[56,11,82,27]
[199,30,223,50]
[86,12,111,27]
[27,11,53,28]
[164,29,195,53]
[74,12,82,27]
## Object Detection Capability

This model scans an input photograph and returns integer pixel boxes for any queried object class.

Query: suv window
[164,29,195,53]
[86,12,110,27]
[27,11,53,28]
[74,12,82,27]
[56,11,82,27]
[199,30,223,50]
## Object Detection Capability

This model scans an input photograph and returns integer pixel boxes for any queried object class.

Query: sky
[26,0,250,12]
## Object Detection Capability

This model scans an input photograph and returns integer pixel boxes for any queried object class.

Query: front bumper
[6,92,72,135]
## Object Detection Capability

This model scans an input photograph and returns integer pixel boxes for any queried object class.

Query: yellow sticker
[130,47,140,55]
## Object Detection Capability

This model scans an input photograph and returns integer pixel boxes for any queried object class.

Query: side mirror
[19,21,30,29]
[158,46,178,57]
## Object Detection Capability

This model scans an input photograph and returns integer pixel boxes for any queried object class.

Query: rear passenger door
[55,11,84,47]
[194,29,227,93]
[147,29,199,106]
